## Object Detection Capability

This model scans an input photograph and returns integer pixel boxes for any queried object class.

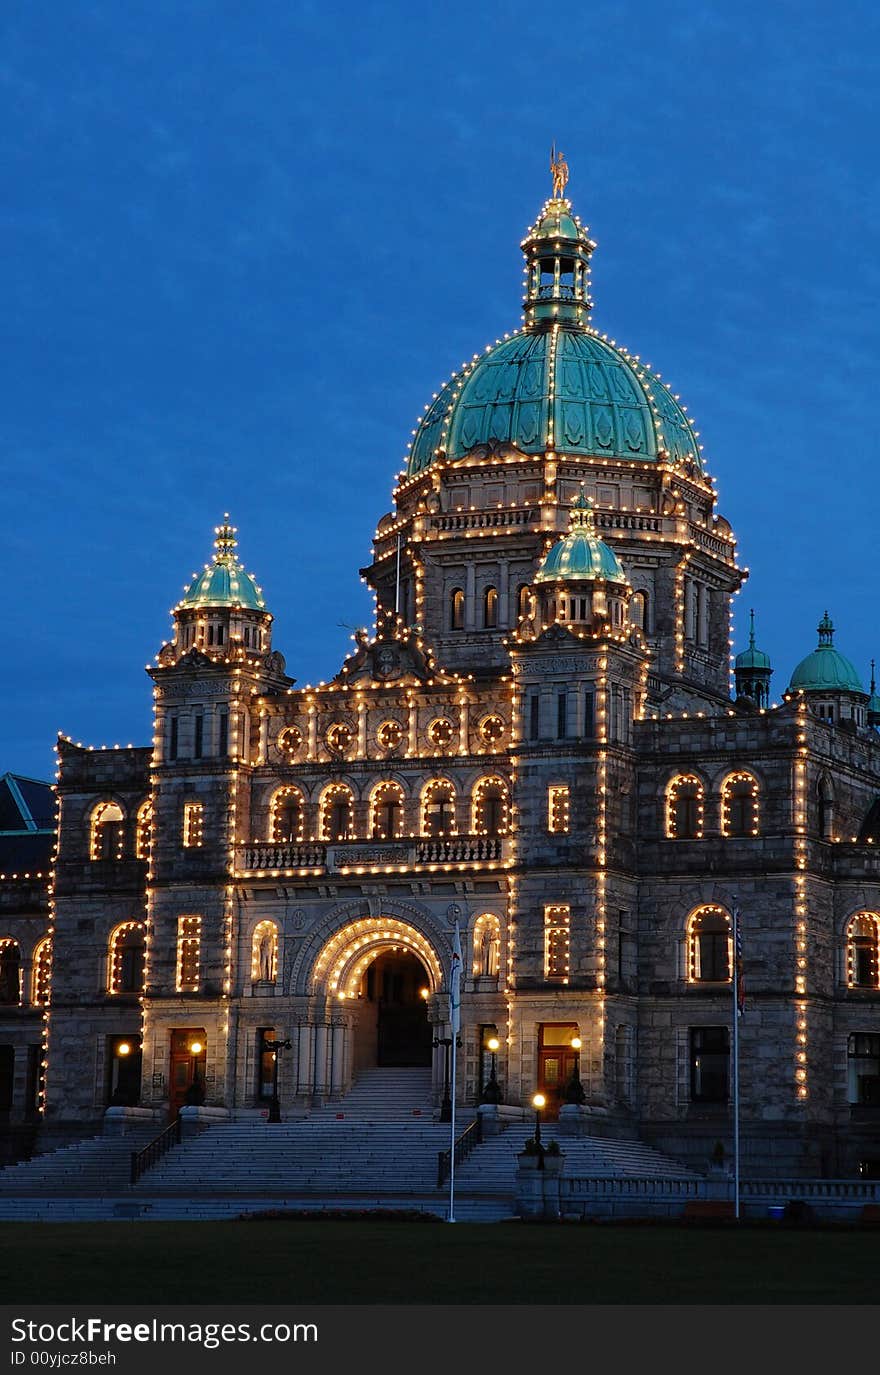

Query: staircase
[0,1073,696,1221]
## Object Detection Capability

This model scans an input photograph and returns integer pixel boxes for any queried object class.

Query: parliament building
[3,179,880,1178]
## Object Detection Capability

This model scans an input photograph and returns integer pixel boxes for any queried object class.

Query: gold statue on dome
[550,144,569,199]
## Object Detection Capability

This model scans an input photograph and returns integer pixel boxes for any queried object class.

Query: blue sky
[2,1,879,778]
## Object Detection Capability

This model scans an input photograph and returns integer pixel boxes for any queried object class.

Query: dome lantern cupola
[170,515,273,661]
[735,609,773,708]
[532,490,630,632]
[521,192,596,330]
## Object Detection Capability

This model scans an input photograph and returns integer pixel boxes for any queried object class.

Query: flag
[734,908,745,1016]
[449,920,462,1038]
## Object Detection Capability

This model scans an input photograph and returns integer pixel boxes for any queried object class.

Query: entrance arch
[311,917,443,1073]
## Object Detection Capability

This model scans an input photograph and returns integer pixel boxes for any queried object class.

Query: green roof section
[535,491,628,586]
[735,609,772,670]
[405,192,704,478]
[788,612,865,695]
[177,516,267,612]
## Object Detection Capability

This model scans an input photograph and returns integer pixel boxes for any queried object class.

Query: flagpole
[448,1030,457,1223]
[732,903,740,1221]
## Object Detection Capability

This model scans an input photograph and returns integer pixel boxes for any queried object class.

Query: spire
[214,514,238,563]
[817,611,835,648]
[749,608,757,650]
[870,658,876,696]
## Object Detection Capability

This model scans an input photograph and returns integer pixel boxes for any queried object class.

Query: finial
[871,658,876,695]
[214,514,238,561]
[749,608,756,649]
[550,143,569,199]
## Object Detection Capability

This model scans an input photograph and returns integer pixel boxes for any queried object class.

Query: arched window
[450,588,465,631]
[630,590,648,632]
[319,784,354,842]
[135,801,152,861]
[370,782,405,839]
[252,921,278,983]
[483,586,498,629]
[721,772,760,837]
[472,914,501,978]
[517,584,533,621]
[687,907,732,983]
[472,777,510,837]
[271,787,305,843]
[90,801,125,861]
[32,937,52,1006]
[818,775,834,840]
[421,780,457,837]
[846,913,880,989]
[666,776,704,839]
[0,939,21,1005]
[108,922,146,994]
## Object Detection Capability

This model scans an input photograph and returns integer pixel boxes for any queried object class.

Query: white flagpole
[732,903,741,1221]
[448,919,462,1224]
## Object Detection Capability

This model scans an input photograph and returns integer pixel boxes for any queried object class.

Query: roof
[0,773,55,876]
[177,517,266,613]
[788,613,865,695]
[535,492,628,586]
[736,610,772,671]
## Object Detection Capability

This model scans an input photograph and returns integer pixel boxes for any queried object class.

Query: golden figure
[550,144,569,199]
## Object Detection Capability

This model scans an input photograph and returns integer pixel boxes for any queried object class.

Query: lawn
[1,1219,878,1304]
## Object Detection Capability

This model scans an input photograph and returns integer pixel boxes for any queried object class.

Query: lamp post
[481,1036,502,1104]
[564,1034,586,1106]
[433,1035,460,1123]
[186,1039,205,1106]
[264,1037,292,1123]
[531,1092,546,1169]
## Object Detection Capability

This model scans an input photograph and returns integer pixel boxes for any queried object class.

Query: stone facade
[5,190,880,1179]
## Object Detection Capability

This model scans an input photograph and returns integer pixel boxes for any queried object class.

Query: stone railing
[554,1174,880,1221]
[431,508,537,533]
[237,835,505,876]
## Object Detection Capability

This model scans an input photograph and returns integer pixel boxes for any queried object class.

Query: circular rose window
[278,725,303,757]
[428,717,456,750]
[325,722,354,755]
[479,715,505,746]
[377,719,404,752]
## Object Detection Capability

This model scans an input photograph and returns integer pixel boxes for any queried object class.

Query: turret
[167,516,272,663]
[788,612,868,728]
[735,610,773,709]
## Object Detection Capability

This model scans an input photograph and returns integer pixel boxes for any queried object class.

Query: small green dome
[535,492,627,585]
[788,613,865,695]
[177,517,266,612]
[736,610,771,670]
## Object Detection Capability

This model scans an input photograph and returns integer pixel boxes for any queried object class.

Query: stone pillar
[465,563,476,631]
[295,1019,312,1100]
[499,561,510,629]
[312,1021,329,1103]
[329,1019,346,1098]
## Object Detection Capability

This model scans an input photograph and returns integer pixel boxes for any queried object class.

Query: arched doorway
[312,916,442,1076]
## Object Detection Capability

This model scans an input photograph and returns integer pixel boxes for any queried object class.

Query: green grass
[1,1219,878,1304]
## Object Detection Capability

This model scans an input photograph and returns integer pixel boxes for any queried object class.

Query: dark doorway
[537,1023,580,1120]
[169,1028,207,1117]
[106,1035,142,1107]
[0,1045,13,1120]
[367,953,432,1067]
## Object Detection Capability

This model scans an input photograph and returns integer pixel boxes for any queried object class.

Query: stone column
[465,563,476,631]
[499,561,510,629]
[329,1019,346,1099]
[312,1020,329,1103]
[295,1019,312,1101]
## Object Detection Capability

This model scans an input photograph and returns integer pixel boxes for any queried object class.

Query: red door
[169,1029,206,1117]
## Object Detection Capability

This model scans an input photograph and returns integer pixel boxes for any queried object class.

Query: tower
[735,609,773,708]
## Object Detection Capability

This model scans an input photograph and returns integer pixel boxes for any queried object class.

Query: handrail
[437,1114,483,1188]
[130,1115,182,1185]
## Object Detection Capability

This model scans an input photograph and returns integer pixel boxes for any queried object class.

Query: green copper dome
[406,195,704,478]
[736,610,771,670]
[788,613,865,695]
[177,517,266,612]
[535,492,627,585]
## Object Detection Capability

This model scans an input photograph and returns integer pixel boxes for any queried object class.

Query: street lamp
[263,1037,292,1123]
[564,1034,586,1106]
[531,1092,546,1169]
[481,1036,502,1104]
[432,1035,460,1123]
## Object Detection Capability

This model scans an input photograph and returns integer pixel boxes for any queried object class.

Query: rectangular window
[176,916,202,992]
[530,694,540,741]
[583,690,594,739]
[557,692,567,739]
[544,905,571,982]
[848,1033,880,1105]
[218,709,229,757]
[193,714,204,759]
[182,801,204,848]
[690,1026,729,1103]
[168,715,179,762]
[548,785,570,834]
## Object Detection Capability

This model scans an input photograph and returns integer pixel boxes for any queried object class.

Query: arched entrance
[312,916,442,1075]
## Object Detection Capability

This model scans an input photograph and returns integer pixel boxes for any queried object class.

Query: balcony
[236,835,507,876]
